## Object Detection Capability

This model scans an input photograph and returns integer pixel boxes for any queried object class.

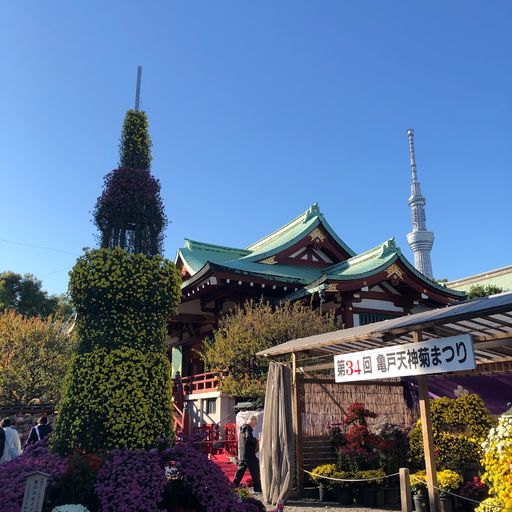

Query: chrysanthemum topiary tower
[51,109,181,454]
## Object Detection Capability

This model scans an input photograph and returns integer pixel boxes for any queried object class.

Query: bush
[50,248,181,455]
[478,407,512,507]
[310,464,337,485]
[410,470,427,496]
[94,449,167,512]
[0,439,67,512]
[437,469,463,495]
[51,451,103,510]
[68,248,181,353]
[161,442,260,512]
[409,394,493,470]
[51,347,174,453]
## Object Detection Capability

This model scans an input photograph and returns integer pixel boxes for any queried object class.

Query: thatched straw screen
[300,375,419,436]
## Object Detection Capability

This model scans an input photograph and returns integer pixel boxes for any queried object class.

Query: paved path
[267,499,400,512]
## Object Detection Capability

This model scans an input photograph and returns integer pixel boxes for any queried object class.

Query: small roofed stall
[257,292,512,511]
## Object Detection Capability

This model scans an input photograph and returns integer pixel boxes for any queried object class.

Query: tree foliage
[467,284,504,299]
[50,248,182,454]
[93,168,167,256]
[0,310,75,404]
[119,109,152,170]
[93,109,167,256]
[202,300,336,400]
[0,271,72,319]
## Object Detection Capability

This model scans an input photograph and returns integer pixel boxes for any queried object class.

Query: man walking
[233,415,262,492]
[25,415,52,446]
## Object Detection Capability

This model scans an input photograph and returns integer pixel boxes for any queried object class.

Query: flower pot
[375,488,386,507]
[440,495,455,512]
[385,487,401,506]
[360,487,377,507]
[413,494,429,512]
[318,484,329,502]
[336,488,353,505]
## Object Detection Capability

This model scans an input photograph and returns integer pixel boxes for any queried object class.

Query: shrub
[355,468,386,487]
[50,248,181,455]
[94,449,167,512]
[310,464,337,485]
[409,394,493,470]
[478,407,512,507]
[51,451,103,510]
[164,442,256,512]
[437,469,463,495]
[51,347,174,453]
[68,248,181,353]
[459,477,487,503]
[0,439,68,512]
[410,470,427,496]
[330,470,353,489]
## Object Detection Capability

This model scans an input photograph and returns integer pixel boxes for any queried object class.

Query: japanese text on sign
[334,334,475,383]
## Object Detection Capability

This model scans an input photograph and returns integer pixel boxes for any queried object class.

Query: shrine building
[169,203,465,433]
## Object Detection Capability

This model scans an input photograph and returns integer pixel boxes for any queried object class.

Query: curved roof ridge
[326,238,398,273]
[183,238,250,256]
[246,203,321,252]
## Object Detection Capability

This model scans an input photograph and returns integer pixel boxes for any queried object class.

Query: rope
[303,468,400,482]
[409,476,512,511]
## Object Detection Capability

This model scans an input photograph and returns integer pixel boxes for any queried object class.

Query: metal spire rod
[135,66,142,111]
[407,128,418,183]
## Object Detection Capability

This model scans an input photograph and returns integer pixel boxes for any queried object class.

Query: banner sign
[334,334,475,383]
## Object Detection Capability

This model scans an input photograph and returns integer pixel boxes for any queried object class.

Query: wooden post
[399,467,412,512]
[291,352,304,495]
[414,330,440,512]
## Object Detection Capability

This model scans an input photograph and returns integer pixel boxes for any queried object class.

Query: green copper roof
[242,203,355,261]
[447,265,512,293]
[178,239,251,274]
[324,238,399,280]
[177,204,464,297]
[177,203,354,274]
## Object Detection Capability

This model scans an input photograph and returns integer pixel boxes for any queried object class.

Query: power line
[0,237,80,257]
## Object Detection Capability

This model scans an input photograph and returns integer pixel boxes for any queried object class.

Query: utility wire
[0,237,80,256]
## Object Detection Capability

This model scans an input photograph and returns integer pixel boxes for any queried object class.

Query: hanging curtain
[260,362,294,505]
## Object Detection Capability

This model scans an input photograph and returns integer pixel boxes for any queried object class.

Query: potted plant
[310,464,336,502]
[458,477,487,511]
[330,471,353,505]
[437,469,463,512]
[410,470,428,512]
[356,469,386,507]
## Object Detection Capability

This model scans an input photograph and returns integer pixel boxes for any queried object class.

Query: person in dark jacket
[25,416,52,446]
[233,416,261,492]
[0,425,4,459]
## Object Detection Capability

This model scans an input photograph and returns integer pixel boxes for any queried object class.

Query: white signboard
[334,334,475,383]
[21,471,49,512]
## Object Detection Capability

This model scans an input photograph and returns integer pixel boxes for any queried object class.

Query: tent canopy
[257,292,512,374]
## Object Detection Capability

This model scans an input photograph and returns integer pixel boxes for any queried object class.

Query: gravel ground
[265,499,400,512]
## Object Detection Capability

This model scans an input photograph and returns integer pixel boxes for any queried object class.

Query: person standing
[0,417,21,464]
[0,426,4,461]
[25,415,52,446]
[233,415,262,492]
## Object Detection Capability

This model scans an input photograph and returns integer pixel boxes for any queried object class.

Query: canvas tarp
[260,362,294,505]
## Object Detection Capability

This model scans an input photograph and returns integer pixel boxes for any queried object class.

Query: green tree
[0,310,75,404]
[467,284,504,299]
[202,300,336,400]
[119,109,152,170]
[0,271,72,319]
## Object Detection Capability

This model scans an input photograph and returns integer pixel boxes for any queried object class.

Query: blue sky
[1,1,511,296]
